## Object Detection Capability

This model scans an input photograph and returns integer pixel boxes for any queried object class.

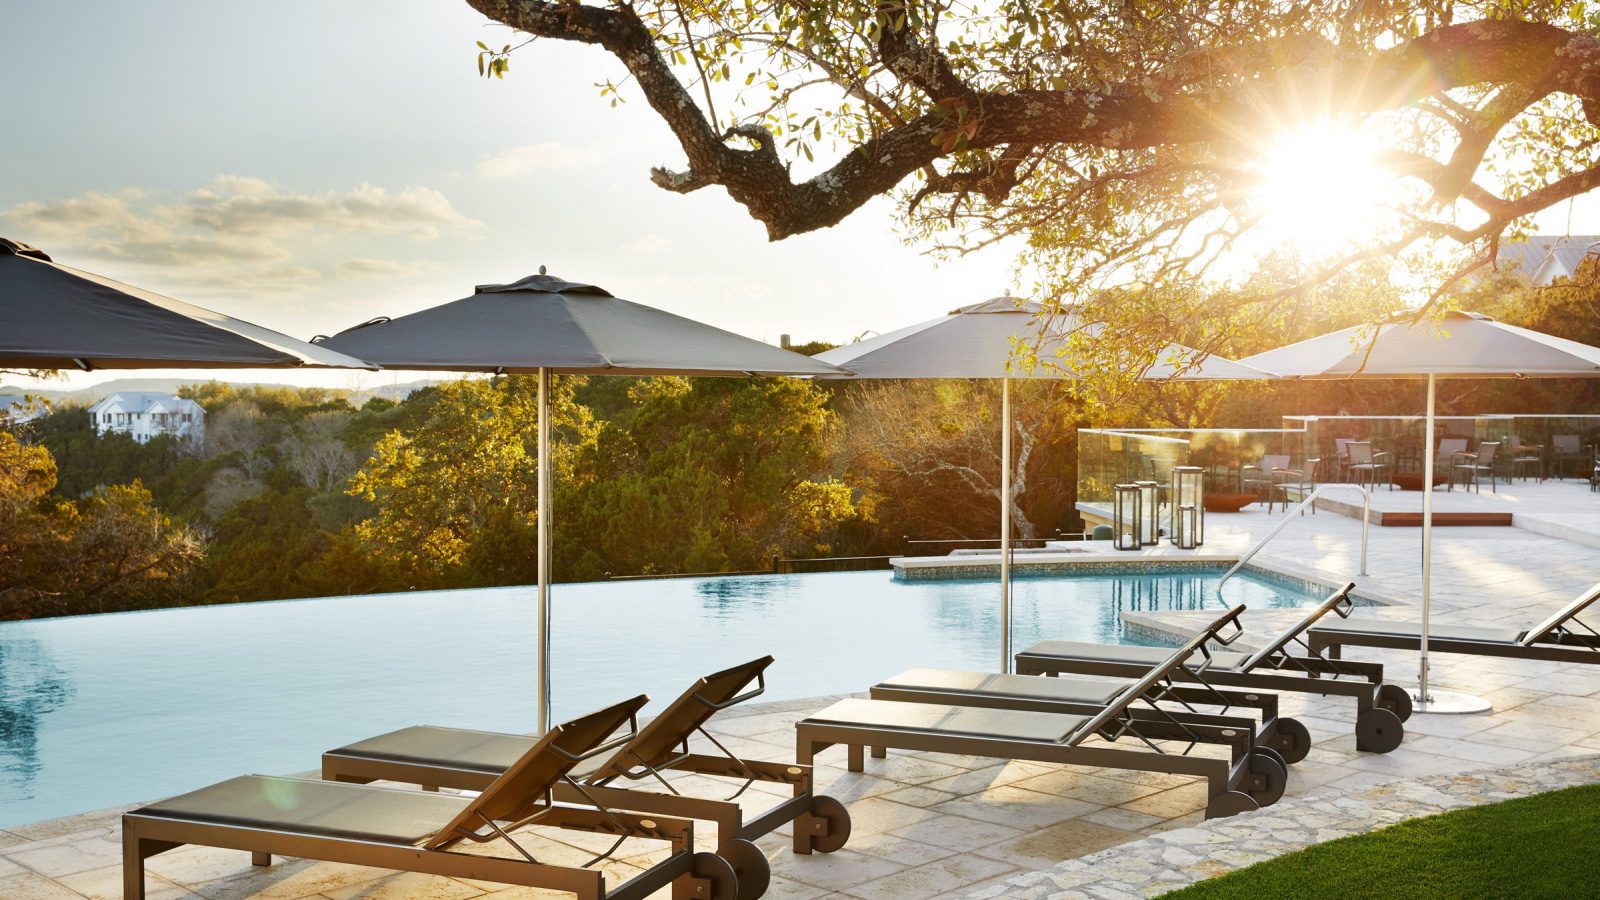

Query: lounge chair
[798,605,1289,820]
[321,657,848,897]
[870,668,1308,767]
[1308,581,1600,666]
[867,604,1312,765]
[1014,584,1413,753]
[124,696,741,900]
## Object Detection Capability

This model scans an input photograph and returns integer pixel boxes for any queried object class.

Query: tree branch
[467,6,1600,241]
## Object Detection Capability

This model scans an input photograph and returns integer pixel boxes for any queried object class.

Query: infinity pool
[0,567,1327,827]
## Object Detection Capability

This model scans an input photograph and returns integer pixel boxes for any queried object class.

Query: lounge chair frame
[799,606,1287,820]
[870,670,1308,766]
[1308,581,1600,666]
[125,697,736,900]
[1014,584,1413,753]
[321,658,847,867]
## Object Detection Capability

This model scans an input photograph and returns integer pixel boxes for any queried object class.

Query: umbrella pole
[1418,372,1435,702]
[537,366,552,732]
[1001,377,1012,674]
[1414,372,1492,715]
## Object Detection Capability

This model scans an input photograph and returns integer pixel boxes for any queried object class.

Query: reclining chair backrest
[1235,583,1355,672]
[426,694,649,850]
[587,656,773,781]
[1066,605,1245,746]
[1520,581,1600,645]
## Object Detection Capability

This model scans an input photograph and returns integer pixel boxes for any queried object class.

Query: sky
[1,1,1015,390]
[5,1,1599,392]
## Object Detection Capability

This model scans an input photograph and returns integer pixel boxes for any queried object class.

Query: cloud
[336,258,445,278]
[620,234,674,254]
[174,177,478,239]
[0,177,479,294]
[474,142,585,179]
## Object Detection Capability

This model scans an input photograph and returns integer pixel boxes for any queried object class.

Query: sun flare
[1256,123,1393,253]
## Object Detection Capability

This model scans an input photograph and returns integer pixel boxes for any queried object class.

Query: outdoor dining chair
[1241,454,1291,503]
[1509,435,1544,482]
[1451,441,1500,493]
[1437,438,1469,475]
[1551,434,1583,480]
[1346,441,1392,490]
[1334,438,1356,482]
[1269,457,1320,513]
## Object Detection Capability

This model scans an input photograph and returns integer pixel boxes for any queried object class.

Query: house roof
[1496,235,1600,284]
[87,392,204,415]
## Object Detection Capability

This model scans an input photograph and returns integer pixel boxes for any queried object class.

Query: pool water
[0,567,1326,827]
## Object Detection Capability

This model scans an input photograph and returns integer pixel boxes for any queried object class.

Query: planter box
[1204,493,1257,513]
[1392,473,1447,491]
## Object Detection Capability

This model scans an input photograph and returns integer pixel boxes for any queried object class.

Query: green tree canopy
[466,2,1600,373]
[347,375,596,584]
[560,377,855,578]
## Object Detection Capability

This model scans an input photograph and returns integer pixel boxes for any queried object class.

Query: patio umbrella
[314,271,848,730]
[0,238,372,370]
[1240,310,1600,714]
[816,297,1269,673]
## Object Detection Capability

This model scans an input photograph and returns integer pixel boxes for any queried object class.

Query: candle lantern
[1170,465,1205,549]
[1135,480,1161,545]
[1112,484,1142,551]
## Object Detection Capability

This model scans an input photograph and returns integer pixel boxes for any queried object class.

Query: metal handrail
[1217,483,1369,598]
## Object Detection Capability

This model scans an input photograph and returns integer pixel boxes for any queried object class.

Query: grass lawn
[1165,784,1600,899]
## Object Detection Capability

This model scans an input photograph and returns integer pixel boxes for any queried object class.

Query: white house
[1495,235,1600,285]
[87,392,206,445]
[0,395,46,427]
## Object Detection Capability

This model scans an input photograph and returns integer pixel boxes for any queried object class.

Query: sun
[1255,123,1393,253]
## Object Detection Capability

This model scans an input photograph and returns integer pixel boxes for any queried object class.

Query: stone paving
[4,483,1599,899]
[971,754,1600,898]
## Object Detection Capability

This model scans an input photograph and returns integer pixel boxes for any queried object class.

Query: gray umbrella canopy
[818,296,1269,674]
[0,238,373,371]
[315,273,843,377]
[1240,310,1600,714]
[1238,310,1600,379]
[816,297,1269,381]
[316,271,848,732]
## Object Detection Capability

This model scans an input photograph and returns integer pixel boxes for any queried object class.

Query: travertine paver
[970,754,1600,899]
[5,482,1600,898]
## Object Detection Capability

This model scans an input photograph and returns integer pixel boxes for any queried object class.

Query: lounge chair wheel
[1377,684,1414,722]
[1245,749,1287,807]
[689,850,739,900]
[1355,708,1404,753]
[804,795,852,853]
[1254,746,1287,772]
[1269,717,1312,765]
[723,838,770,900]
[1205,790,1260,819]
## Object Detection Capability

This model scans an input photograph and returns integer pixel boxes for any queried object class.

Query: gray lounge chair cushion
[135,775,462,845]
[805,698,1086,743]
[1022,640,1250,673]
[328,725,616,779]
[330,725,540,776]
[1311,619,1523,645]
[877,668,1128,705]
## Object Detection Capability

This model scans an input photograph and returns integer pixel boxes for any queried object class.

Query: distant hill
[0,378,443,408]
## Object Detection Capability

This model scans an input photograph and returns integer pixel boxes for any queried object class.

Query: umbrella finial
[539,265,548,275]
